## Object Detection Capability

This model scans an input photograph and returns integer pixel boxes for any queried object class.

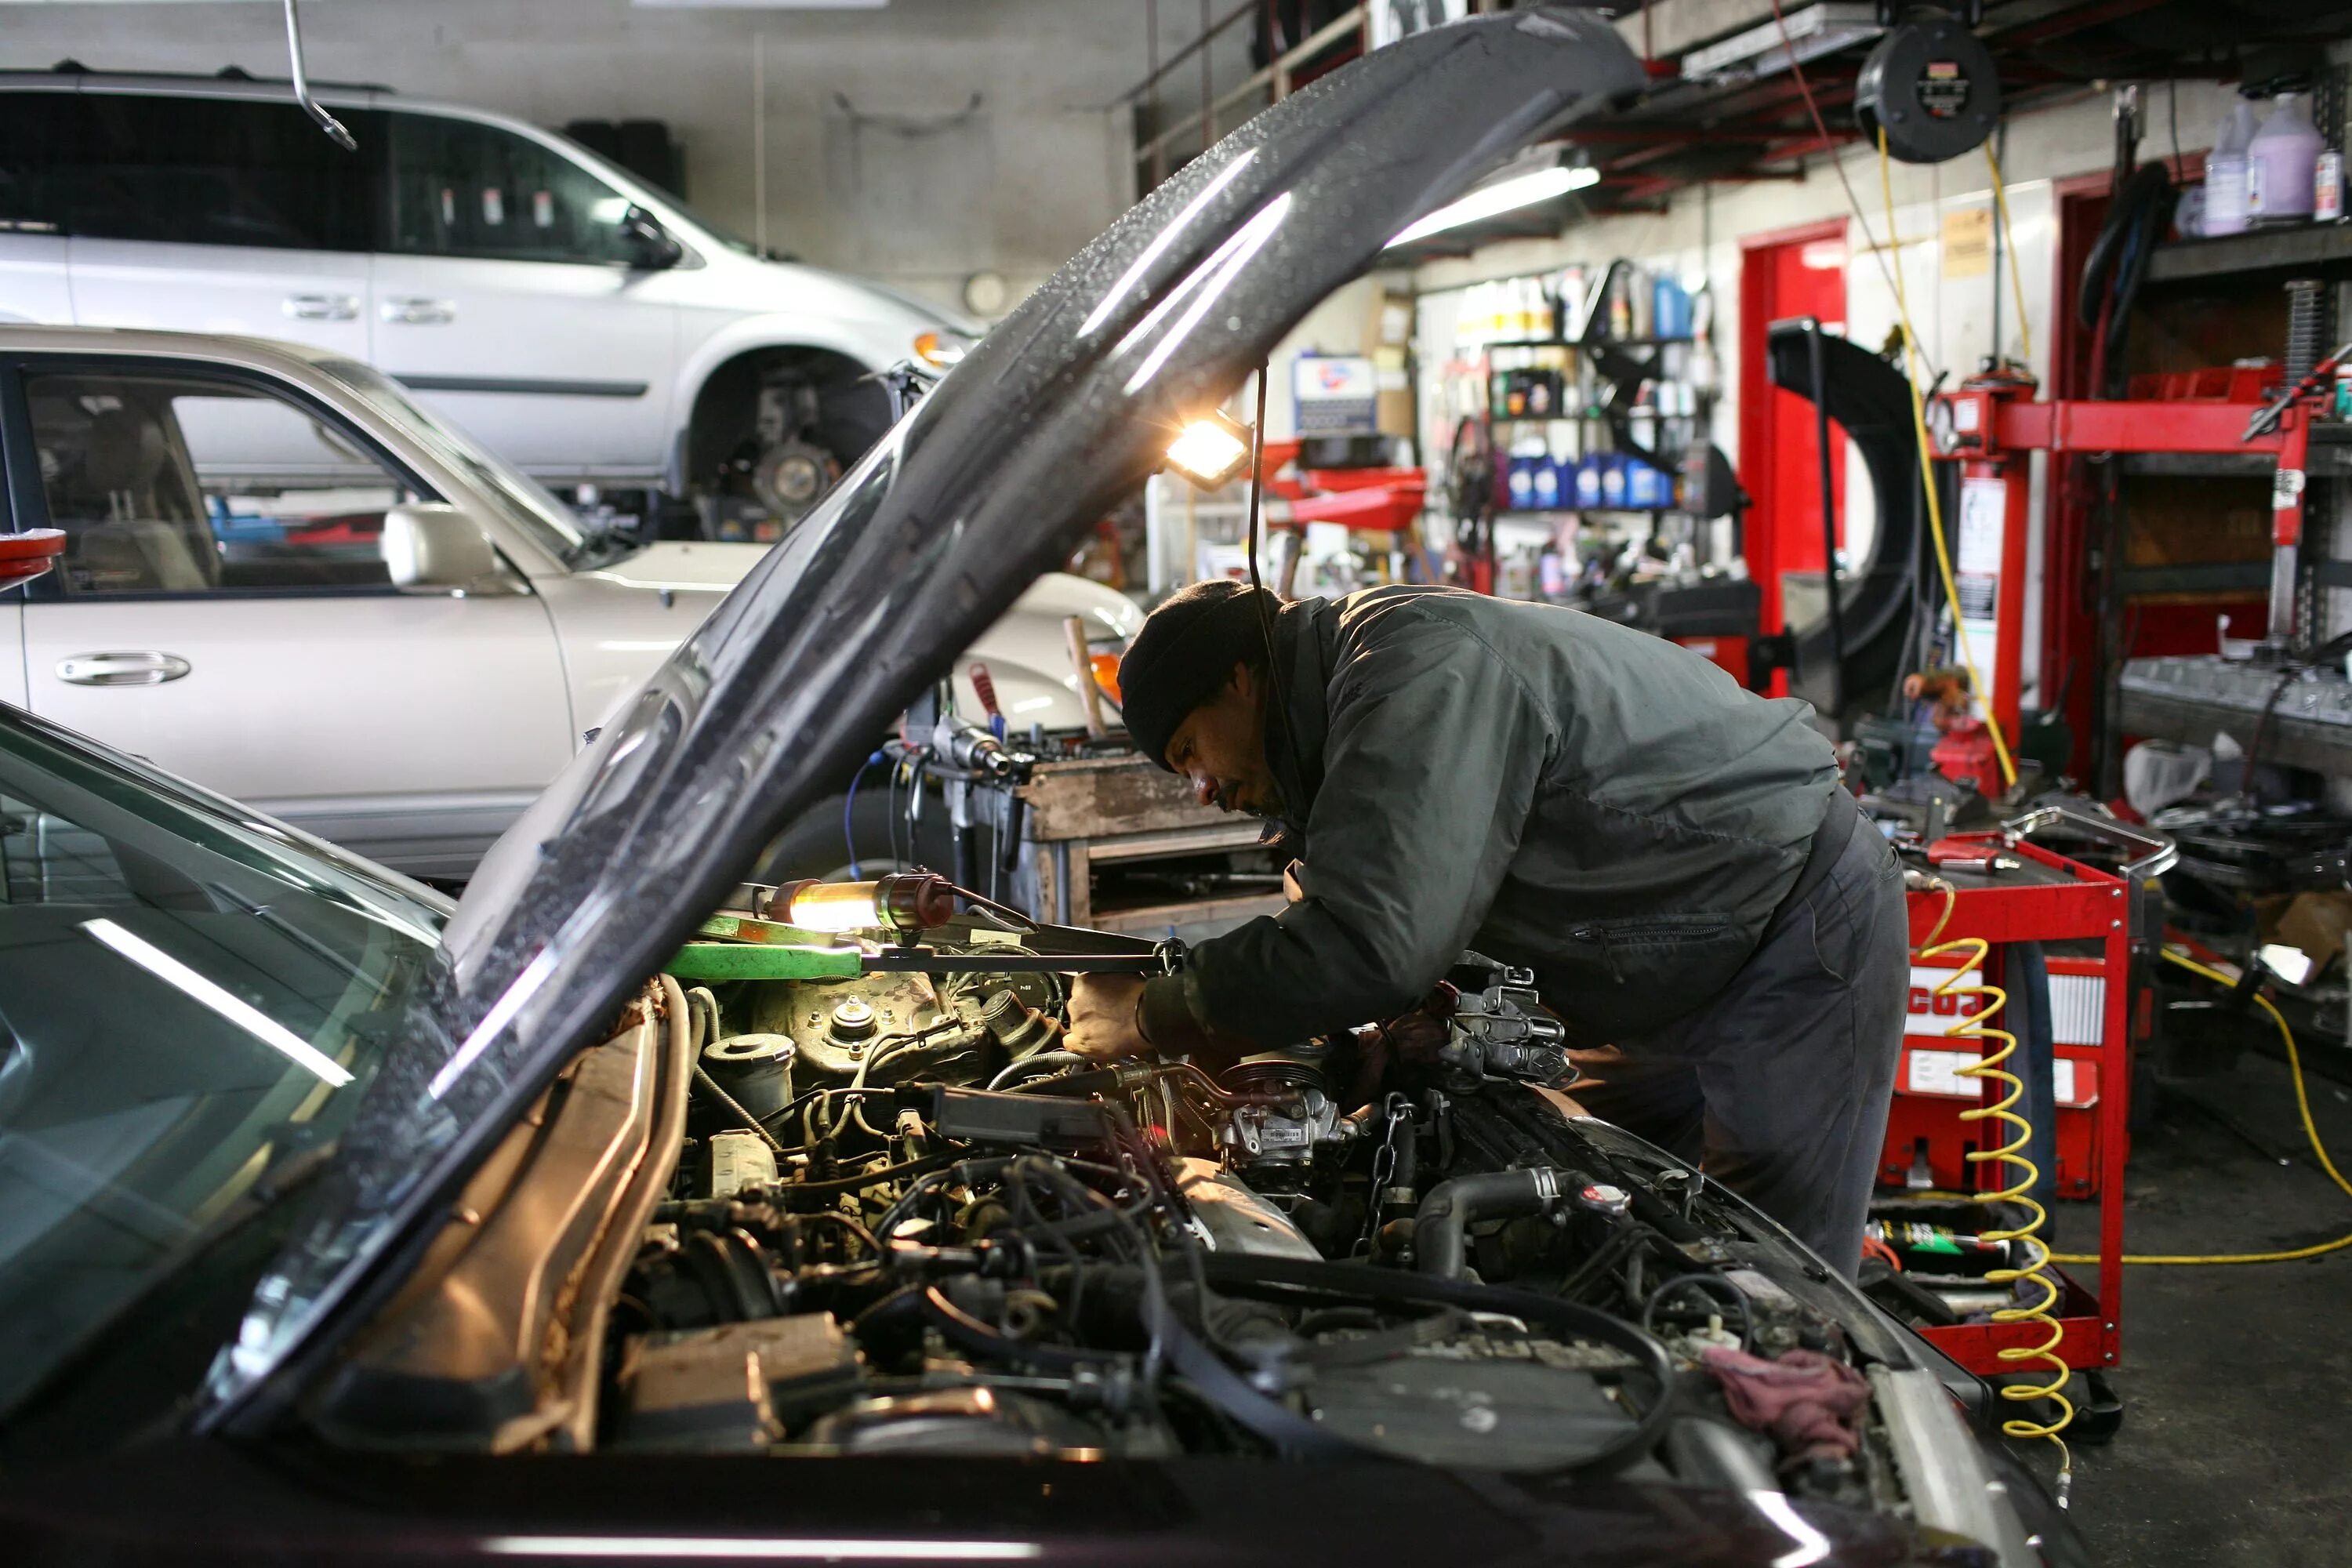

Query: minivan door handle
[282,292,359,321]
[57,651,192,687]
[380,296,456,325]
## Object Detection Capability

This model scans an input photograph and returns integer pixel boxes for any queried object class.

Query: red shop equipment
[1926,350,2342,746]
[1875,804,2172,1381]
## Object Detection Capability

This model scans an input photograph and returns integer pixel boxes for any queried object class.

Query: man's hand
[1065,973,1150,1061]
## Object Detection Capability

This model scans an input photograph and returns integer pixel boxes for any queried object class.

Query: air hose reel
[1856,4,2001,165]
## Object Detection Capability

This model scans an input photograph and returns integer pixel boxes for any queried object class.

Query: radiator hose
[1414,1167,1562,1279]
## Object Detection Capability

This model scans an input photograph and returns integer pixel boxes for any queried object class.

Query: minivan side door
[1,354,574,878]
[368,110,677,483]
[58,92,379,361]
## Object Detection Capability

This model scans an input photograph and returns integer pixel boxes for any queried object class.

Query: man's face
[1164,662,1279,817]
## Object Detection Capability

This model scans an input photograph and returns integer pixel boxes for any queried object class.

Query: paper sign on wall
[1943,206,1992,279]
[1954,476,2007,714]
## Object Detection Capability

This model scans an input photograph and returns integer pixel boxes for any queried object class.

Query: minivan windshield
[315,358,590,558]
[0,710,445,1417]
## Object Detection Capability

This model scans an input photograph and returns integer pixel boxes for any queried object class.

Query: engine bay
[578,898,1963,1514]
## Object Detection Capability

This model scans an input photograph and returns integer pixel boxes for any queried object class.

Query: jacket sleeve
[1144,609,1553,1051]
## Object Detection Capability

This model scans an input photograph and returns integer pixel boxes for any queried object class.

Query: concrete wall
[0,0,1258,315]
[1409,82,2246,707]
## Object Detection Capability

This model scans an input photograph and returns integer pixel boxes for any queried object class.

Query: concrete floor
[2036,1046,2352,1567]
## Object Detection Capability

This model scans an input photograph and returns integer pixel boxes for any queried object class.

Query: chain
[1354,1092,1413,1258]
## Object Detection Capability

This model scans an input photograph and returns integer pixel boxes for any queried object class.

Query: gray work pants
[1572,815,1909,1279]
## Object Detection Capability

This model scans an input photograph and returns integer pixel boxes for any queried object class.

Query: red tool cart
[1876,807,2170,1379]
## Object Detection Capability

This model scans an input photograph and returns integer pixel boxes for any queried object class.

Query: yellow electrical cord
[2050,949,2352,1265]
[1984,140,2032,365]
[1878,126,2019,791]
[1914,880,2072,1489]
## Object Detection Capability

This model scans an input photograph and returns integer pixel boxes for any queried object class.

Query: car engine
[593,906,1980,1519]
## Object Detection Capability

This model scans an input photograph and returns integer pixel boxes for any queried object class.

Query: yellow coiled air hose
[1914,878,2074,1501]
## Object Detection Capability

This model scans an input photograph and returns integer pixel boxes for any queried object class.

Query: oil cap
[1855,16,2001,165]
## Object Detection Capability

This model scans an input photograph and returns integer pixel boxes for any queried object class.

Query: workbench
[1006,752,1283,939]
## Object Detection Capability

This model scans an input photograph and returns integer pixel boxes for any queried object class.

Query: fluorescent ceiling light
[1682,2,1881,82]
[81,917,354,1087]
[1387,164,1599,249]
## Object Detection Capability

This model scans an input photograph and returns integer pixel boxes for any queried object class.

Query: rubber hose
[2074,162,2174,333]
[1413,1167,1561,1279]
[987,1051,1084,1090]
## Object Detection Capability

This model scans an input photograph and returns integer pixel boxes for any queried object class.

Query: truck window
[386,111,637,266]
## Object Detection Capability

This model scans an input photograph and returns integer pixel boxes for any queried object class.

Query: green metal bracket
[666,913,862,981]
[666,942,862,981]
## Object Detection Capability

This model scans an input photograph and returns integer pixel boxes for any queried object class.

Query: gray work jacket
[1142,585,1838,1048]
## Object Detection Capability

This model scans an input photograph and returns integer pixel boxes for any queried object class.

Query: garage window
[386,111,636,265]
[58,93,379,252]
[24,368,433,597]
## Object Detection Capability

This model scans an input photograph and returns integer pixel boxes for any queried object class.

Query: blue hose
[845,750,885,877]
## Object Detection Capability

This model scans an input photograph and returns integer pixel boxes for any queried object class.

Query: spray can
[1866,1218,2016,1277]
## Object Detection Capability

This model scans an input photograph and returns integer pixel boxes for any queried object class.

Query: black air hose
[2074,162,2175,383]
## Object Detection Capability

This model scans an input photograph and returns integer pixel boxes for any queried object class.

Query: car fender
[537,541,770,739]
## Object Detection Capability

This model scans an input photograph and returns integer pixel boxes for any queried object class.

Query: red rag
[1698,1346,1872,1463]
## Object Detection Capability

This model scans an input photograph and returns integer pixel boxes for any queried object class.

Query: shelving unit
[2103,193,2352,779]
[2143,223,2352,288]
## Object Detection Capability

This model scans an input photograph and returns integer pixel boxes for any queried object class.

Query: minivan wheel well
[681,346,893,531]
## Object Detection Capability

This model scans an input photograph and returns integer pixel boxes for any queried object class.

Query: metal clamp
[2002,801,2176,880]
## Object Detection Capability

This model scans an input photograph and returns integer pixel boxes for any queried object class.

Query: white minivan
[0,69,972,539]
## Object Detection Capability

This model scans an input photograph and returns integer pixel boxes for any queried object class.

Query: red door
[1738,220,1849,689]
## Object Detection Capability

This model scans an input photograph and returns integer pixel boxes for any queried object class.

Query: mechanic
[1065,580,1907,1279]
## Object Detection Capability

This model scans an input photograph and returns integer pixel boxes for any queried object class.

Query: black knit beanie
[1119,579,1276,769]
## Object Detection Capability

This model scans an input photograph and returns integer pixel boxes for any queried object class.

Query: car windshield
[313,358,590,558]
[0,710,445,1418]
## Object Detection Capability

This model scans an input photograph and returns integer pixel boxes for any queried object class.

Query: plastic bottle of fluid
[2205,100,2258,237]
[2249,92,2322,224]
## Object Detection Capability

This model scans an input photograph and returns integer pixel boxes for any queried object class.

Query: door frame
[1737,216,1850,656]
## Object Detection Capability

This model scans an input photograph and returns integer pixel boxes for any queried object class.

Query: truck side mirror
[383,503,513,593]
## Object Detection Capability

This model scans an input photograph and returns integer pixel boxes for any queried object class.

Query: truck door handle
[282,292,359,321]
[380,296,456,325]
[57,651,192,687]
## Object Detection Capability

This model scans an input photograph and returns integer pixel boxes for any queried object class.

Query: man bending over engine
[1064,580,1907,1279]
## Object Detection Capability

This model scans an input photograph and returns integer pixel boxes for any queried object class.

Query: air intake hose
[1414,1167,1560,1279]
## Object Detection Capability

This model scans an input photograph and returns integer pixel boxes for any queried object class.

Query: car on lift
[0,14,2082,1566]
[0,325,1138,878]
[0,68,975,539]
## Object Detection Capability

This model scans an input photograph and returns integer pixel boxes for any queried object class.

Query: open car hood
[204,8,1646,1421]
